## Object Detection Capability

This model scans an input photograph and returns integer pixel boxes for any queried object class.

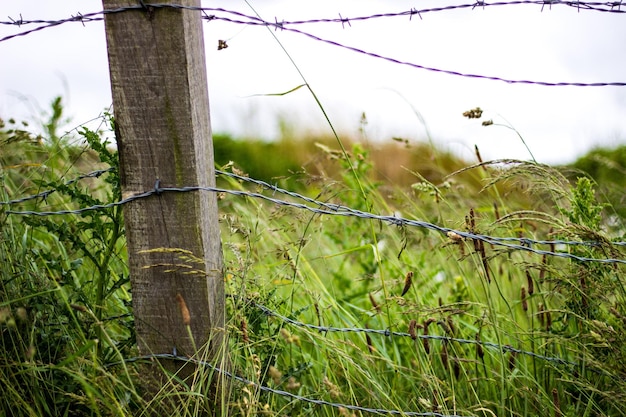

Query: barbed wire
[110,353,469,417]
[2,1,623,31]
[241,298,577,368]
[2,3,625,86]
[205,11,626,87]
[0,167,114,206]
[4,176,625,264]
[3,167,625,249]
[217,168,626,248]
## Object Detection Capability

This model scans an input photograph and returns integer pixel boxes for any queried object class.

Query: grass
[1,102,626,417]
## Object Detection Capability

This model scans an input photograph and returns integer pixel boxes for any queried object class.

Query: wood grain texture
[102,0,224,363]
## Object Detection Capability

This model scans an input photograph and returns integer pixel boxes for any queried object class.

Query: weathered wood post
[101,0,224,396]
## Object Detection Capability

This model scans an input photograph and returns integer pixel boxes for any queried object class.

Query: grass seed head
[369,292,381,313]
[440,343,449,369]
[268,365,282,384]
[462,107,483,119]
[401,271,413,296]
[508,350,517,371]
[366,333,376,353]
[408,319,422,340]
[552,388,562,417]
[474,144,484,164]
[539,255,547,281]
[447,231,463,242]
[240,319,249,343]
[422,318,436,354]
[475,333,484,359]
[546,310,552,331]
[70,304,87,313]
[175,293,191,326]
[526,270,535,295]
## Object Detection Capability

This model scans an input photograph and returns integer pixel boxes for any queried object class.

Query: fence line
[110,353,469,417]
[2,3,624,414]
[2,3,626,86]
[241,298,578,368]
[106,288,610,416]
[98,293,607,417]
[3,170,625,264]
[0,167,114,206]
[3,1,624,30]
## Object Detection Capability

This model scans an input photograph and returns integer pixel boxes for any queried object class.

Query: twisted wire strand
[5,181,625,264]
[1,3,625,86]
[2,0,624,30]
[0,168,115,206]
[216,169,626,248]
[243,298,577,367]
[206,13,626,87]
[110,352,470,417]
[1,166,620,249]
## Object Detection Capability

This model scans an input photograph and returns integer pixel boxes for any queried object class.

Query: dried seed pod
[446,316,456,337]
[437,320,452,336]
[70,304,87,313]
[408,319,418,340]
[369,293,381,313]
[176,293,191,326]
[580,276,588,310]
[241,319,249,343]
[366,333,376,353]
[218,39,228,50]
[479,240,491,283]
[268,365,282,384]
[422,318,436,354]
[462,107,483,119]
[521,287,528,312]
[539,254,547,281]
[526,270,534,295]
[469,208,476,232]
[286,376,300,391]
[546,310,552,331]
[440,342,449,369]
[474,144,484,164]
[447,231,463,242]
[475,333,484,359]
[538,303,545,327]
[314,302,322,326]
[508,350,517,371]
[552,388,562,417]
[401,271,413,296]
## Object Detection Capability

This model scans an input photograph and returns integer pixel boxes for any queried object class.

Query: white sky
[1,1,625,164]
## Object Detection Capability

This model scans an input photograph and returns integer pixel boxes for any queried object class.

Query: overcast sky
[1,1,625,164]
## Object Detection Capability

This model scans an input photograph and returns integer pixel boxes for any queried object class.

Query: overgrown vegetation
[1,99,625,416]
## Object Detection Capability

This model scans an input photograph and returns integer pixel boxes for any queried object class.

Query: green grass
[1,106,626,417]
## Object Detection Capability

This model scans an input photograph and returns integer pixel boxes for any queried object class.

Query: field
[1,103,626,417]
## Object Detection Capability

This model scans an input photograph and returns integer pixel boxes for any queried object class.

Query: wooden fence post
[101,0,224,393]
